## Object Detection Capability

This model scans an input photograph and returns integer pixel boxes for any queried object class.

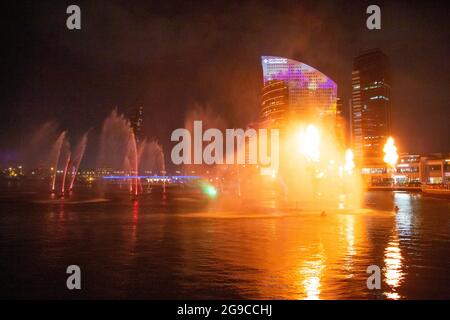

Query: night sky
[1,0,449,167]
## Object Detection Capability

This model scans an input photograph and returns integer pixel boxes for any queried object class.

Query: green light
[203,185,217,198]
[202,184,217,198]
[199,181,218,198]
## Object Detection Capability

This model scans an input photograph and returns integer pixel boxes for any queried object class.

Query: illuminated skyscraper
[351,49,391,164]
[260,56,337,127]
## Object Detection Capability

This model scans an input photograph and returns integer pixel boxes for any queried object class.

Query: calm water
[0,183,449,299]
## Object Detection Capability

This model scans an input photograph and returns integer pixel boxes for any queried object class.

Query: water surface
[0,184,449,299]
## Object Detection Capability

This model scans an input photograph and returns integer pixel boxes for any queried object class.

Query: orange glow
[344,149,355,175]
[383,137,399,167]
[301,255,324,300]
[297,124,320,162]
[267,120,364,209]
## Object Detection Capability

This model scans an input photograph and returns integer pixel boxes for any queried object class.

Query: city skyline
[1,0,449,169]
[1,45,448,172]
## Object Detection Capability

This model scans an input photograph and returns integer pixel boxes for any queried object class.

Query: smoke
[180,103,227,174]
[19,121,60,170]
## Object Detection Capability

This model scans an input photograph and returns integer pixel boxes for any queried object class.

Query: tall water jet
[127,130,139,196]
[160,147,166,193]
[69,132,89,191]
[98,110,147,196]
[138,139,166,189]
[98,109,168,197]
[98,109,134,171]
[147,140,166,193]
[51,131,67,193]
[61,151,71,195]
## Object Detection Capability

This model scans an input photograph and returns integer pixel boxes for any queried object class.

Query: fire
[298,124,320,162]
[383,137,399,167]
[344,149,355,174]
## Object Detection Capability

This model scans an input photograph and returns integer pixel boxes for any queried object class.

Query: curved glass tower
[261,79,289,126]
[261,56,337,125]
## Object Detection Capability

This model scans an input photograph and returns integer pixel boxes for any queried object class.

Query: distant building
[350,49,391,165]
[260,56,337,127]
[361,152,450,186]
[395,154,421,184]
[420,153,450,185]
[131,106,144,143]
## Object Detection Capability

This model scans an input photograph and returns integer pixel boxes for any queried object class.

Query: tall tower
[131,106,144,143]
[351,49,391,164]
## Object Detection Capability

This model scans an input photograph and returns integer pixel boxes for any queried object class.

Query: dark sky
[1,0,449,167]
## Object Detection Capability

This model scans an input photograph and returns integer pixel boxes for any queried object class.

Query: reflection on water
[300,247,325,300]
[342,215,356,279]
[0,188,449,299]
[394,192,414,238]
[381,192,408,299]
[382,192,415,299]
[130,200,139,255]
[383,234,403,299]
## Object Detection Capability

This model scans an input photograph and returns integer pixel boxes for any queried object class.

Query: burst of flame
[383,137,399,167]
[344,149,355,175]
[298,124,320,162]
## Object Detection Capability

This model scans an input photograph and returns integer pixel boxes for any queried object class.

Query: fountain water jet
[98,109,166,198]
[51,131,67,193]
[69,132,89,191]
[61,151,71,195]
[127,130,139,197]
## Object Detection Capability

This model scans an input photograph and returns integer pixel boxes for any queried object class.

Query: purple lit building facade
[260,56,337,127]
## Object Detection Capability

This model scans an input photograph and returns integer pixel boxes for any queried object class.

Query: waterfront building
[395,154,421,184]
[420,153,450,184]
[360,153,450,186]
